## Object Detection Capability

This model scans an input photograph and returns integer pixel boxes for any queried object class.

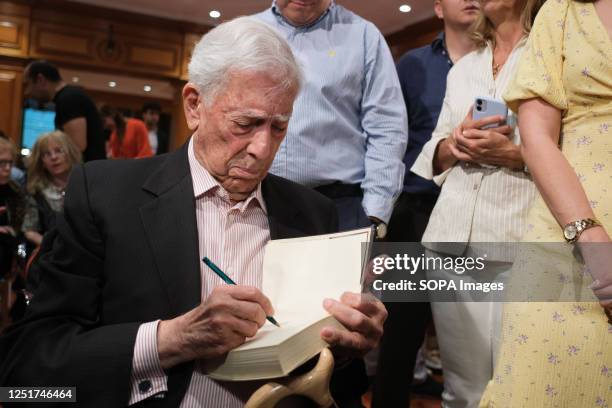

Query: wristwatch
[562,218,601,243]
[371,220,387,240]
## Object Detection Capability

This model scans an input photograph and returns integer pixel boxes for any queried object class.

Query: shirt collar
[271,0,335,29]
[431,32,447,53]
[187,138,267,214]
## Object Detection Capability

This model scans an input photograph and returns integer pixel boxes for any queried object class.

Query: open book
[204,227,374,381]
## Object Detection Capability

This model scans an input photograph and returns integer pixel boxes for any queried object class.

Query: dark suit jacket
[0,144,340,407]
[155,129,169,155]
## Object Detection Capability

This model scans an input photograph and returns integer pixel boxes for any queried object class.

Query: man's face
[435,0,480,27]
[102,116,115,131]
[23,71,51,103]
[142,109,160,128]
[275,0,332,26]
[183,71,298,201]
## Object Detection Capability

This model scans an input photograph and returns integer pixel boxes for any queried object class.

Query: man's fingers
[339,292,387,323]
[226,299,267,326]
[321,326,369,352]
[224,285,275,316]
[323,298,381,338]
[229,316,261,339]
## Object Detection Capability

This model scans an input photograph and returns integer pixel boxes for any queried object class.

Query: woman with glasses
[22,131,81,246]
[0,137,25,277]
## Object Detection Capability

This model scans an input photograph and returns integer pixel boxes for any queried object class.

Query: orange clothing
[109,118,153,159]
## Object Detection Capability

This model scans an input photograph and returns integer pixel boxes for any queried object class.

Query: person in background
[22,131,81,247]
[100,105,153,159]
[256,0,408,237]
[256,3,407,404]
[481,0,612,406]
[23,60,106,162]
[373,1,479,406]
[141,101,170,155]
[411,0,544,406]
[0,131,26,187]
[0,138,25,278]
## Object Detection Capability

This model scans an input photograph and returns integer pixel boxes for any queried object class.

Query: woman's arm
[518,98,607,238]
[518,97,611,314]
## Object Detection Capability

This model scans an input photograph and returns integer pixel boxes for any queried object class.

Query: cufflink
[138,379,152,394]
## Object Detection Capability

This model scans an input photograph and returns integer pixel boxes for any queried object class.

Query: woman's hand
[448,109,523,169]
[578,227,612,322]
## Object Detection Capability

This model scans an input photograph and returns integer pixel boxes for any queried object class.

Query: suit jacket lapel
[262,176,303,240]
[140,145,201,316]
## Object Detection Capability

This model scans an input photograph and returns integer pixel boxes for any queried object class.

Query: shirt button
[139,380,152,394]
[473,184,479,190]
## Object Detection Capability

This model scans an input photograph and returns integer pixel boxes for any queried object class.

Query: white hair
[188,17,302,104]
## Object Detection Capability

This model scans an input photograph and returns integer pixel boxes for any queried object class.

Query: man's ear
[35,73,47,86]
[182,83,202,130]
[434,0,444,20]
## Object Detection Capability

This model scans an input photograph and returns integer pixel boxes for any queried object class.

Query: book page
[262,227,371,323]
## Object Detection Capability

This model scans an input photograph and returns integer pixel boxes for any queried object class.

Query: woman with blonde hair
[410,0,544,406]
[22,131,81,246]
[481,0,612,406]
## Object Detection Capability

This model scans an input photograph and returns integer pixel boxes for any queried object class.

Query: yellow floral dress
[480,0,612,406]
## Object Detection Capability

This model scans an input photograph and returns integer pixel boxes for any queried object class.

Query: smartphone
[473,96,508,129]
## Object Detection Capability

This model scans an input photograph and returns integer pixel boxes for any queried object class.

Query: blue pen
[202,257,280,328]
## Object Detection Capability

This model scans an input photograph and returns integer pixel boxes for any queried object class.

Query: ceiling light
[72,76,79,83]
[399,4,412,13]
[108,81,117,88]
[209,10,221,19]
[143,85,152,92]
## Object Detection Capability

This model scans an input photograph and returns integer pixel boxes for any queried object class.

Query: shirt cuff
[411,138,452,186]
[362,193,394,224]
[128,320,168,405]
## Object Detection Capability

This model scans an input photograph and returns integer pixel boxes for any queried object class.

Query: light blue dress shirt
[256,1,408,223]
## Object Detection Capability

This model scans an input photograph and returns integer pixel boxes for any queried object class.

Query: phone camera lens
[476,106,482,111]
[476,99,483,105]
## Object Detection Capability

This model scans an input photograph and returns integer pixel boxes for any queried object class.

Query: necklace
[492,47,509,78]
[492,57,507,78]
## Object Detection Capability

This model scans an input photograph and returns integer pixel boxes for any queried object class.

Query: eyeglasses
[0,160,14,168]
[41,147,66,159]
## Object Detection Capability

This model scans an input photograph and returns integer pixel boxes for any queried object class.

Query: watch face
[375,223,387,239]
[564,224,578,240]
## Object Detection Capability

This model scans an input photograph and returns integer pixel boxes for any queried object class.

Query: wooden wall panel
[125,41,180,76]
[0,14,29,57]
[0,66,23,144]
[32,23,93,58]
[386,17,443,61]
[181,32,202,81]
[29,20,183,77]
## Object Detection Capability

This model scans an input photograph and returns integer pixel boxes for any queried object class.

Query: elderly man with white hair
[0,17,387,407]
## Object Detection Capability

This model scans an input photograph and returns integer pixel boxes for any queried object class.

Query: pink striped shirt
[129,139,271,406]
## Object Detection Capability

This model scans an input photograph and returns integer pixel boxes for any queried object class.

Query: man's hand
[157,285,274,370]
[320,292,387,358]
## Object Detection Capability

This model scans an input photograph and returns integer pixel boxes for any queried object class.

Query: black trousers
[314,183,371,408]
[371,192,438,408]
